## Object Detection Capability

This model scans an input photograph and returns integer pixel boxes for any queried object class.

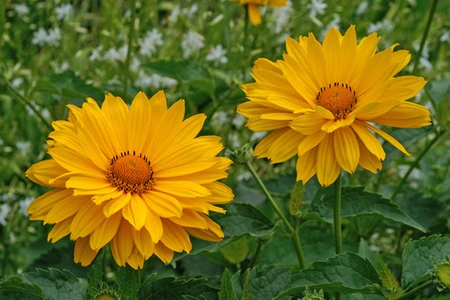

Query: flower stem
[395,280,434,300]
[123,0,137,97]
[334,174,343,300]
[412,0,438,74]
[245,161,306,269]
[391,129,445,201]
[334,174,343,255]
[4,79,52,130]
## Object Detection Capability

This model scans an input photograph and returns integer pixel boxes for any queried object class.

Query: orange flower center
[106,151,154,195]
[316,83,358,120]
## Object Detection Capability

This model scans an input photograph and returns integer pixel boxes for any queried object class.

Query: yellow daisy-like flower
[26,91,234,269]
[237,25,431,187]
[230,0,288,26]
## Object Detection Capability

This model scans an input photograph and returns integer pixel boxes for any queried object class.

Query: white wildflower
[55,4,73,21]
[31,28,49,46]
[103,45,128,62]
[169,4,180,23]
[32,27,62,47]
[356,1,369,15]
[139,28,163,57]
[309,0,327,18]
[183,4,199,18]
[367,20,394,34]
[11,78,23,88]
[135,71,177,90]
[0,204,11,226]
[232,113,246,128]
[89,45,103,61]
[15,4,30,16]
[205,44,228,65]
[250,131,267,141]
[211,111,229,128]
[181,31,204,59]
[273,0,293,34]
[19,197,34,216]
[440,31,450,42]
[16,141,31,155]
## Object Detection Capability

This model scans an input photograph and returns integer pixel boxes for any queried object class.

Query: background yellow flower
[238,25,431,186]
[230,0,288,25]
[26,91,234,269]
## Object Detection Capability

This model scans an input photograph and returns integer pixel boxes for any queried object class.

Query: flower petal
[333,127,360,173]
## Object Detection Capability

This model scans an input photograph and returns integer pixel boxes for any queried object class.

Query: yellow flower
[230,0,288,25]
[26,91,233,269]
[237,25,431,187]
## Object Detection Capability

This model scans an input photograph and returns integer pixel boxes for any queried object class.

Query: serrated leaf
[219,269,236,300]
[4,268,87,300]
[402,235,450,289]
[0,276,44,298]
[139,274,219,300]
[220,236,250,264]
[222,266,292,300]
[375,252,399,292]
[86,250,104,296]
[116,265,139,300]
[175,203,275,260]
[395,192,444,230]
[309,186,426,232]
[277,253,382,298]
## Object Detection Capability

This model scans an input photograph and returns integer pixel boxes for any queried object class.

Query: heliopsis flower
[26,91,233,269]
[230,0,288,26]
[237,25,431,187]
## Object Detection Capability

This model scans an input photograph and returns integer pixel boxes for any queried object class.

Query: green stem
[241,5,249,80]
[395,280,434,300]
[123,0,137,97]
[412,0,438,74]
[245,161,306,269]
[4,79,52,130]
[334,174,343,254]
[334,174,342,300]
[391,129,445,201]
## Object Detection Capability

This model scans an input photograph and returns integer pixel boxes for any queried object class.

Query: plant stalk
[395,280,434,300]
[391,129,445,201]
[245,161,306,269]
[334,174,343,300]
[123,0,137,97]
[412,0,438,73]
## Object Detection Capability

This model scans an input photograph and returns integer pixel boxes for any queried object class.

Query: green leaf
[139,274,219,300]
[0,268,87,300]
[375,252,399,292]
[221,266,292,300]
[86,250,104,297]
[116,265,139,300]
[309,186,426,232]
[0,276,44,299]
[175,203,275,259]
[144,60,215,96]
[277,253,382,298]
[220,236,250,264]
[402,235,450,289]
[219,269,236,300]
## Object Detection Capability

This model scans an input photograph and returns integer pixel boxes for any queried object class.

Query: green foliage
[402,235,450,289]
[309,186,426,232]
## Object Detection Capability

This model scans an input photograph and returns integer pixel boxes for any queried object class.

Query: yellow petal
[132,228,154,259]
[333,128,360,173]
[153,180,211,198]
[316,134,341,186]
[154,242,174,264]
[44,193,88,224]
[48,217,72,243]
[101,93,129,152]
[89,211,122,250]
[103,192,131,217]
[142,191,183,218]
[365,123,411,156]
[369,102,431,128]
[110,220,134,267]
[160,220,192,253]
[248,3,261,25]
[351,120,386,160]
[122,194,148,230]
[74,236,98,267]
[27,189,74,220]
[26,160,67,188]
[296,147,317,184]
[290,113,327,135]
[70,201,105,239]
[297,130,327,156]
[266,128,303,163]
[145,208,163,243]
[356,137,382,173]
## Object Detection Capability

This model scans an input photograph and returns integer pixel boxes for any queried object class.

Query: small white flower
[47,27,62,46]
[356,1,369,15]
[273,0,293,34]
[181,31,204,59]
[11,78,24,88]
[440,31,450,42]
[205,44,228,65]
[89,45,104,61]
[139,28,163,57]
[135,71,177,90]
[182,4,198,18]
[16,141,31,155]
[19,197,34,216]
[309,0,327,18]
[367,20,394,34]
[250,131,267,141]
[0,204,11,226]
[31,28,49,46]
[103,45,128,62]
[211,111,229,128]
[32,27,62,47]
[169,4,180,23]
[228,132,241,148]
[15,4,30,16]
[232,113,246,128]
[55,4,73,21]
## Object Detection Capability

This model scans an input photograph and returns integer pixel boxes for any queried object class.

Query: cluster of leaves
[0,0,450,299]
